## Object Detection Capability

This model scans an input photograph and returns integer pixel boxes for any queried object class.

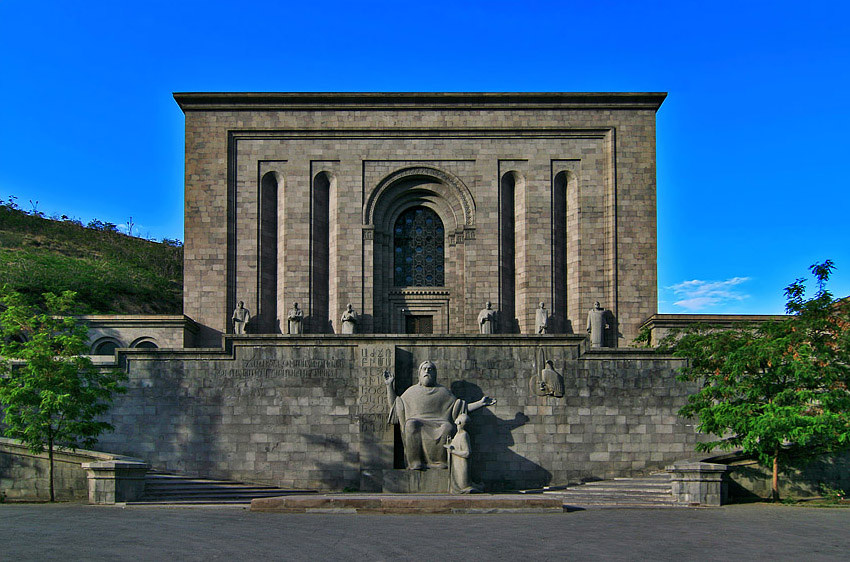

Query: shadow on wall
[244,315,281,334]
[100,361,224,480]
[301,433,361,490]
[498,311,520,334]
[450,380,551,491]
[720,451,850,500]
[604,310,620,347]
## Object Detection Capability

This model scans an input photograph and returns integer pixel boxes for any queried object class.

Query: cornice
[174,92,667,112]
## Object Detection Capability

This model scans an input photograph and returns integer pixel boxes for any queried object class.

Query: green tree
[661,261,850,501]
[0,289,127,501]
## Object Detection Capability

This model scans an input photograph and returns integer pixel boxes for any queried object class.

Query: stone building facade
[175,93,664,346]
[71,93,704,492]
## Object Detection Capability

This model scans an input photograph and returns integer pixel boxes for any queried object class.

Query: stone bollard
[81,460,149,504]
[666,461,730,506]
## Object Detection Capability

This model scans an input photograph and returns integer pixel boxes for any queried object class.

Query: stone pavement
[2,503,849,561]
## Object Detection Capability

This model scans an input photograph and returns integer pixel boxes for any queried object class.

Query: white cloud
[668,277,751,312]
[117,222,146,237]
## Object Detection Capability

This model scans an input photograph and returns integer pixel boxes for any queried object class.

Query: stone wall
[83,315,200,351]
[0,438,135,502]
[640,314,789,347]
[715,452,850,500]
[96,336,704,492]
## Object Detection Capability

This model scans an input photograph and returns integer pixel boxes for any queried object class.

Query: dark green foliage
[818,483,847,503]
[660,261,850,500]
[0,289,128,501]
[0,197,181,313]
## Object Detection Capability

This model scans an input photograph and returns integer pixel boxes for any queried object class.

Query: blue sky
[1,1,848,314]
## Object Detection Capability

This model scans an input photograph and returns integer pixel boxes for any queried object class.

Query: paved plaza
[2,503,848,561]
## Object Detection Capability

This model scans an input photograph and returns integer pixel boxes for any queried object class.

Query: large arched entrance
[363,167,475,333]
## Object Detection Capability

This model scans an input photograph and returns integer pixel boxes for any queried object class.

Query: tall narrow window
[393,206,444,287]
[311,172,331,332]
[260,171,278,333]
[499,172,518,332]
[552,171,568,333]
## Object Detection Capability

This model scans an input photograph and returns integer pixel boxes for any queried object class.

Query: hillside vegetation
[0,197,182,314]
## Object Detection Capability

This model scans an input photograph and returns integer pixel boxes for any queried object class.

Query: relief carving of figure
[477,301,496,334]
[340,303,357,334]
[535,301,549,334]
[586,301,609,347]
[232,301,250,335]
[529,348,564,398]
[288,302,303,335]
[382,361,496,470]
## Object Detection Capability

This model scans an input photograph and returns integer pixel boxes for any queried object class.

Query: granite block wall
[0,439,131,502]
[96,336,703,492]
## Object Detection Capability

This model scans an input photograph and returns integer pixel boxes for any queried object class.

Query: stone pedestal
[667,461,729,506]
[81,460,149,504]
[382,469,449,493]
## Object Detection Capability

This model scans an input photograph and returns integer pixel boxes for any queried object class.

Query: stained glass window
[393,206,444,286]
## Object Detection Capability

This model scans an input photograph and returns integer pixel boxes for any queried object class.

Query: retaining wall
[95,335,705,491]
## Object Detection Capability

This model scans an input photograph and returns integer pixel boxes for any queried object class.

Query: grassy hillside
[0,198,182,314]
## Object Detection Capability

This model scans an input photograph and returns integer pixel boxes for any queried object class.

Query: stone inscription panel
[357,345,395,416]
[357,345,396,474]
[211,358,347,380]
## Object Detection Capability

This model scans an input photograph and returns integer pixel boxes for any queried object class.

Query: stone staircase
[124,471,678,508]
[541,473,679,508]
[126,471,315,505]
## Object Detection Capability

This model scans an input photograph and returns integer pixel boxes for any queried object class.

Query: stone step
[582,481,671,487]
[145,481,286,491]
[542,474,678,508]
[555,493,674,502]
[135,471,314,504]
[552,490,672,499]
[145,474,252,485]
[142,490,302,499]
[126,500,255,506]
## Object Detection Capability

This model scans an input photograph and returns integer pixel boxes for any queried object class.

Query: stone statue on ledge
[382,361,496,470]
[477,301,496,334]
[288,302,303,335]
[586,301,609,347]
[232,301,250,335]
[340,303,357,334]
[535,302,549,334]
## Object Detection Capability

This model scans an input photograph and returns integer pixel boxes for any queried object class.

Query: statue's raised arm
[382,369,397,405]
[468,395,496,412]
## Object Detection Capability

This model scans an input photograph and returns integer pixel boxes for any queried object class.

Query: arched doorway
[363,167,475,333]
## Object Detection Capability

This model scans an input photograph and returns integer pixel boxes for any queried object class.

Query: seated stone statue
[382,361,496,470]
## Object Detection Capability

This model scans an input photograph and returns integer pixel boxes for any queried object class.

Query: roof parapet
[173,92,667,112]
